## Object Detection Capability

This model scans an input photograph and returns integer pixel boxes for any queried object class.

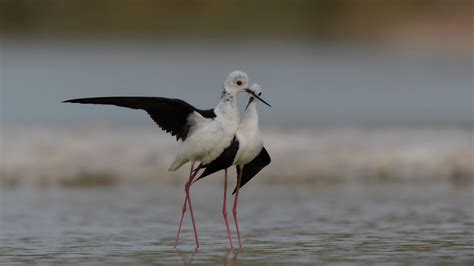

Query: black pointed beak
[245,89,272,107]
[244,97,254,110]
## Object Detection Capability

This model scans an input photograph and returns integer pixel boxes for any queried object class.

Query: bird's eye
[258,92,262,96]
[236,80,242,86]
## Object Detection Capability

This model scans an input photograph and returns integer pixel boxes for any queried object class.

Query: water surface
[3,39,472,126]
[1,182,472,265]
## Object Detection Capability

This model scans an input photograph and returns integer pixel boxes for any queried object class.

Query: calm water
[3,39,473,126]
[1,182,473,265]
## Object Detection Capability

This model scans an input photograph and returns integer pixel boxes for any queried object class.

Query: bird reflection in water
[174,248,242,265]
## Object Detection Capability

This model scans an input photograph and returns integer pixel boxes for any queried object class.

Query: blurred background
[1,0,473,264]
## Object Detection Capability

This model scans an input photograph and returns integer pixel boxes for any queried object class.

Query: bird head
[245,83,271,109]
[223,71,250,94]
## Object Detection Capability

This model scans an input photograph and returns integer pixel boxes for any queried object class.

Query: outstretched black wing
[193,137,239,182]
[63,97,215,141]
[233,147,271,194]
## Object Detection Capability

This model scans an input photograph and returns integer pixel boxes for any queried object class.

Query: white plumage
[233,83,264,166]
[168,71,249,170]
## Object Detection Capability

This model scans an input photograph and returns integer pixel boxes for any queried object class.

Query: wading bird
[193,83,271,248]
[63,71,271,248]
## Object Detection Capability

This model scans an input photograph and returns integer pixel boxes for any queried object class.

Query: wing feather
[63,96,215,141]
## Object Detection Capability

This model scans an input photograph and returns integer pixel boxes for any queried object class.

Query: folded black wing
[194,137,239,182]
[63,97,215,141]
[233,147,271,194]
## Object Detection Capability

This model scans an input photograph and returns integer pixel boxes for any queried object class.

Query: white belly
[169,117,237,170]
[233,131,263,166]
[185,123,234,163]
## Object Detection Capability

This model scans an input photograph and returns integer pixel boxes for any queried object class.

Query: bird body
[63,70,260,249]
[196,83,269,184]
[168,88,241,171]
[193,83,271,248]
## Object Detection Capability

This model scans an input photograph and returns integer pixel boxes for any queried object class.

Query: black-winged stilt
[63,71,270,248]
[193,83,271,248]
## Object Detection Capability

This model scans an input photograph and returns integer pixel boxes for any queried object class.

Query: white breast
[232,101,262,166]
[169,109,239,170]
[233,129,263,166]
[186,117,237,164]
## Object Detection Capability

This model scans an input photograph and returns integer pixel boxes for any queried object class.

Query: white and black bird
[63,71,271,248]
[193,83,271,248]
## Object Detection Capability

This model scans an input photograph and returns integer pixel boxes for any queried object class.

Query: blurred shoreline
[1,0,472,55]
[2,125,472,187]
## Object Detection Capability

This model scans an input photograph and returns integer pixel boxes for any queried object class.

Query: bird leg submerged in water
[222,169,234,248]
[175,162,200,248]
[233,165,244,248]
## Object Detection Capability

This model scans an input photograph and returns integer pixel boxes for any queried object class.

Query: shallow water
[1,181,473,265]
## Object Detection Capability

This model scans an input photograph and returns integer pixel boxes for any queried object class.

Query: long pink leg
[232,165,244,248]
[222,169,234,248]
[186,172,200,248]
[175,163,194,247]
[175,162,200,248]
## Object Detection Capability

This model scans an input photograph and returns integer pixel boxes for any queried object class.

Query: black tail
[232,147,271,194]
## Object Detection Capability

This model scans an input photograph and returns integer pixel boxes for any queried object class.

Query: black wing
[63,97,215,141]
[232,147,271,194]
[193,137,239,183]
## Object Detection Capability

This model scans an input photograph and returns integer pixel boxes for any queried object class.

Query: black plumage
[194,137,240,182]
[233,147,271,194]
[193,138,271,193]
[63,97,215,141]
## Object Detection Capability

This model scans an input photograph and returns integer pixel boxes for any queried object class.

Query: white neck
[215,88,240,126]
[239,100,259,130]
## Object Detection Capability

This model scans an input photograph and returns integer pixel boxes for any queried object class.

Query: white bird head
[245,83,271,109]
[223,71,250,94]
[249,83,263,96]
